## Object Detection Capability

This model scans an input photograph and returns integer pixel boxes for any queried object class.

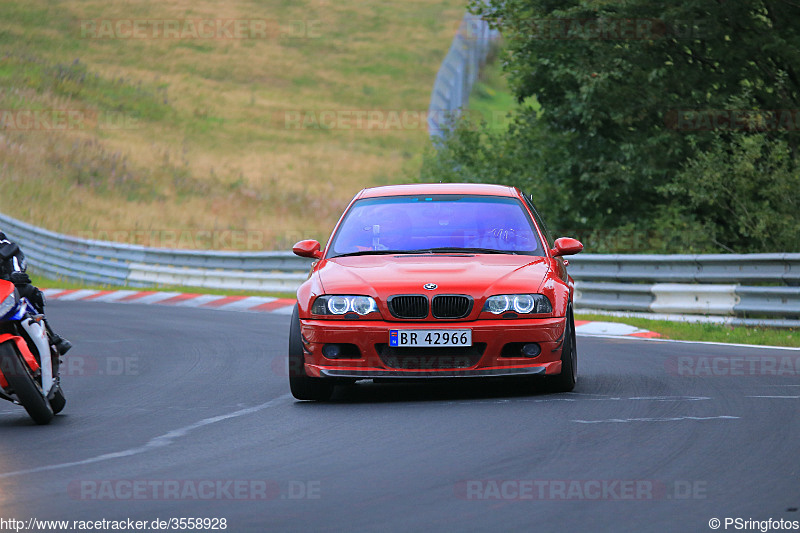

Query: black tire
[49,385,66,414]
[544,306,577,393]
[0,342,54,424]
[288,304,334,401]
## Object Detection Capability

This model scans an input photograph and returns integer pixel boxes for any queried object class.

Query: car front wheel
[544,306,577,393]
[288,305,334,401]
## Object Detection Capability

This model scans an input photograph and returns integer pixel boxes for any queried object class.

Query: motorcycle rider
[0,231,72,355]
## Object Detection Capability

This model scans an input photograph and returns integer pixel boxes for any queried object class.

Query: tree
[425,0,800,252]
[662,132,799,252]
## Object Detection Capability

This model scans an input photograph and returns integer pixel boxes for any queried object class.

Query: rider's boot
[43,319,72,355]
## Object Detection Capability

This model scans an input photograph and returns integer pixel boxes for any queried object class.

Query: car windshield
[329,194,543,257]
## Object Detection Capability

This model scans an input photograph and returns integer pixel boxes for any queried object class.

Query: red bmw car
[289,183,583,400]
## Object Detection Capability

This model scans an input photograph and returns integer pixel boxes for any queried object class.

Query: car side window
[525,195,555,249]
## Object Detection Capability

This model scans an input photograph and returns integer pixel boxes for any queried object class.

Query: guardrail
[0,213,311,293]
[428,11,499,139]
[567,254,800,285]
[568,254,800,327]
[4,212,799,324]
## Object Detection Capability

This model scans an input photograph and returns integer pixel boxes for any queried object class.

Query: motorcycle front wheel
[0,341,54,424]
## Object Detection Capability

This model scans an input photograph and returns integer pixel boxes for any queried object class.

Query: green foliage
[423,0,800,252]
[662,132,800,252]
[420,111,571,224]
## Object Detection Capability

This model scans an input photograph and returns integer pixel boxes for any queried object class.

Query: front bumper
[319,366,547,379]
[300,317,567,379]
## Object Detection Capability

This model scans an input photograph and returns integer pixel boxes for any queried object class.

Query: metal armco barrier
[428,11,499,139]
[566,253,800,285]
[569,254,800,327]
[0,213,312,293]
[2,212,799,325]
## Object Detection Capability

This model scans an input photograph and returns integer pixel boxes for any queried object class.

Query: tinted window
[329,195,544,256]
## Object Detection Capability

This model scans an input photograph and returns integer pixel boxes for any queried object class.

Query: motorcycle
[0,242,65,424]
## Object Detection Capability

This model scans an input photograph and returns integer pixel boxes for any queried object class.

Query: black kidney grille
[432,295,473,319]
[388,295,429,319]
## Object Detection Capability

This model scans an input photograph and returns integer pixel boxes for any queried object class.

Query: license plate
[389,329,472,347]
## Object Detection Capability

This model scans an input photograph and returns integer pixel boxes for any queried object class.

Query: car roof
[356,183,520,199]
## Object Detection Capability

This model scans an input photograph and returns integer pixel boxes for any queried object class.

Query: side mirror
[293,240,323,259]
[551,237,583,258]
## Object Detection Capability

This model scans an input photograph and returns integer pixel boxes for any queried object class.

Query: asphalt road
[0,301,798,533]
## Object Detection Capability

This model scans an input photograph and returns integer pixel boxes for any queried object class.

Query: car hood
[315,254,551,298]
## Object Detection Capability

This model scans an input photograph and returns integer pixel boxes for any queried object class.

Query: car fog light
[521,343,541,357]
[322,344,342,359]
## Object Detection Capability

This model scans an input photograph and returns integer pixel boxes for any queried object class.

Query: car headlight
[312,295,379,316]
[0,292,17,318]
[483,294,552,315]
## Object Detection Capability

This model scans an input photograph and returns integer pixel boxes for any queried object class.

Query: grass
[467,52,539,131]
[0,0,467,249]
[576,312,800,348]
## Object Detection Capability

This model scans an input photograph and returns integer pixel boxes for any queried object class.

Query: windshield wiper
[419,247,519,255]
[332,249,427,258]
[333,247,521,258]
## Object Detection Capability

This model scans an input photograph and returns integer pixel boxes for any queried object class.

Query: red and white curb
[42,289,660,337]
[574,320,660,338]
[42,289,297,315]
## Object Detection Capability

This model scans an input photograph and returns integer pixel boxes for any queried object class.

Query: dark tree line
[422,0,800,253]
